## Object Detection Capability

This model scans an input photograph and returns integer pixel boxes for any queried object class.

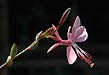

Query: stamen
[72,43,94,67]
[75,44,92,59]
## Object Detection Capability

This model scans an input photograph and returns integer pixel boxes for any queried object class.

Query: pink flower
[47,16,94,67]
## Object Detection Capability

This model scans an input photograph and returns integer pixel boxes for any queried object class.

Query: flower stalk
[0,28,55,69]
[0,7,94,70]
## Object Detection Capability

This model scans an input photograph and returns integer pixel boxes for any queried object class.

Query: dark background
[0,0,109,75]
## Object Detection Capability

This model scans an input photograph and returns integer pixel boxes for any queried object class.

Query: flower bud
[6,56,13,67]
[41,27,56,38]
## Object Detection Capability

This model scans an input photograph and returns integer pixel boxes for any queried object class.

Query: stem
[0,32,44,69]
[0,36,42,69]
[14,48,27,59]
[0,62,7,69]
[0,48,28,69]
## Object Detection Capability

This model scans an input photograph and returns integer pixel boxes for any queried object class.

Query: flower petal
[67,46,77,64]
[71,16,81,34]
[47,43,62,53]
[75,26,88,42]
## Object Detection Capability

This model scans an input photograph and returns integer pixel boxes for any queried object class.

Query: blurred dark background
[0,0,109,75]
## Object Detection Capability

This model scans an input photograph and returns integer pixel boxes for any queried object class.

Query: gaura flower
[47,16,94,67]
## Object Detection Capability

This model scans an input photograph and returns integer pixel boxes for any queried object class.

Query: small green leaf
[10,43,18,59]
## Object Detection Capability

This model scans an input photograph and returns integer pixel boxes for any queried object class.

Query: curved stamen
[72,43,94,67]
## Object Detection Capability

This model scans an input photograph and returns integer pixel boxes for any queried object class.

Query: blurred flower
[47,16,94,67]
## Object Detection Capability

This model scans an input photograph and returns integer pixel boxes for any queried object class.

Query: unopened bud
[6,56,13,67]
[41,27,56,38]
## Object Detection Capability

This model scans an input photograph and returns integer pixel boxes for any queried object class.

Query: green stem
[0,62,7,69]
[0,48,28,69]
[14,48,27,59]
[0,29,50,69]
